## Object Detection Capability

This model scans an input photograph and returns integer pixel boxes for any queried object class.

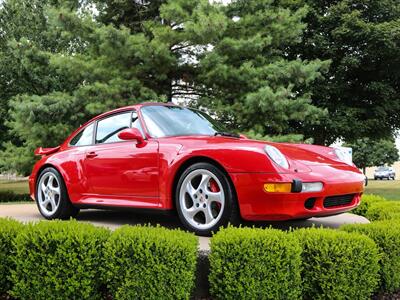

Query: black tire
[175,162,240,236]
[35,167,80,220]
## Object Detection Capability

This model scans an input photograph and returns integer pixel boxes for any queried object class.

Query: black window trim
[68,109,147,148]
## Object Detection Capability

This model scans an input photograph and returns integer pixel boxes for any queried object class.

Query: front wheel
[36,167,80,220]
[175,163,239,236]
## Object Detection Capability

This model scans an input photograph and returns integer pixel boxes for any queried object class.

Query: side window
[96,112,131,144]
[70,123,94,146]
[131,111,145,136]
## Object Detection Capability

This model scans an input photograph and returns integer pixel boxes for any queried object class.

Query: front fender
[157,142,282,209]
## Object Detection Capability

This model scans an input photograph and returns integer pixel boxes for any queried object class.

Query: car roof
[89,102,178,122]
[70,102,178,137]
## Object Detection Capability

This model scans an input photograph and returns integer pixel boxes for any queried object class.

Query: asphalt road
[0,203,369,250]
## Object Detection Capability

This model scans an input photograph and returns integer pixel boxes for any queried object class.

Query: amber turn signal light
[263,183,292,193]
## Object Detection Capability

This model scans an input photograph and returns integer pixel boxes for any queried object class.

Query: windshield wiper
[214,131,240,138]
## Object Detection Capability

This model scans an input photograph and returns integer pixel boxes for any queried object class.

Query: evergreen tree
[0,0,330,174]
[196,0,329,138]
[0,0,228,174]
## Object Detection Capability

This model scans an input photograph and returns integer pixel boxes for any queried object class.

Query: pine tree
[196,0,329,138]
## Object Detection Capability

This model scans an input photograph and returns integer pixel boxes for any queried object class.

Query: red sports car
[29,102,365,235]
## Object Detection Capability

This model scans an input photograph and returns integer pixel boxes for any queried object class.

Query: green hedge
[10,220,111,300]
[294,228,380,300]
[209,227,302,300]
[342,220,400,292]
[351,194,400,221]
[0,218,23,295]
[352,194,386,217]
[103,225,198,300]
[365,201,400,221]
[0,191,31,203]
[3,195,400,300]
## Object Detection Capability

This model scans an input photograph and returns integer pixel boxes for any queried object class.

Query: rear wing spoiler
[34,146,60,156]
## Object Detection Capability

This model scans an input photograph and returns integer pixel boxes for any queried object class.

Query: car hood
[273,143,348,167]
[164,135,350,168]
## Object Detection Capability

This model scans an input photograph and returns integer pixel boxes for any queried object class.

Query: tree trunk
[167,80,173,102]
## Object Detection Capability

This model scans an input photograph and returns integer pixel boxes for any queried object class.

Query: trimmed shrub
[0,191,31,203]
[365,201,400,221]
[209,227,302,300]
[295,228,380,300]
[103,225,197,300]
[352,194,386,217]
[10,220,110,300]
[342,220,400,292]
[0,218,23,295]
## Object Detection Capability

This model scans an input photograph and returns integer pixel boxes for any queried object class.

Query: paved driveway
[0,203,369,250]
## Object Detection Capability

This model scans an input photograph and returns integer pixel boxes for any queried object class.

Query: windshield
[141,105,228,138]
[377,167,389,171]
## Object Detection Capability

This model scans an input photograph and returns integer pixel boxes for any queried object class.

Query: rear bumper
[230,166,365,221]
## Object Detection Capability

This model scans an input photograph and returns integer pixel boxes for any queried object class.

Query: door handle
[85,151,98,158]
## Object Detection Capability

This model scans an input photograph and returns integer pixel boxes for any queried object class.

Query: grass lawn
[0,179,29,194]
[365,179,400,200]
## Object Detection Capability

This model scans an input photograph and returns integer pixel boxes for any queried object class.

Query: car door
[82,110,159,203]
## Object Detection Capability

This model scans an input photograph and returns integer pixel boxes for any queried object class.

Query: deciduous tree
[345,138,399,174]
[289,0,400,145]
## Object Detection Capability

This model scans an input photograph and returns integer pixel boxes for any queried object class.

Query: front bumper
[230,165,365,221]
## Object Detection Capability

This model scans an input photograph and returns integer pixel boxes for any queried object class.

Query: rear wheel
[175,162,239,236]
[36,167,79,220]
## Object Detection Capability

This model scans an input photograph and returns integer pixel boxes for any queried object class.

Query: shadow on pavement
[75,208,366,232]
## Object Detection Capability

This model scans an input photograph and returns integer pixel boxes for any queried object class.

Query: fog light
[263,183,292,193]
[301,182,323,192]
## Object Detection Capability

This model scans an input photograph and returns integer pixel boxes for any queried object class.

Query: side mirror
[118,128,146,146]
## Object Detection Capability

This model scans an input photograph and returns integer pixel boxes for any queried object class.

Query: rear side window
[70,123,94,146]
[96,112,131,144]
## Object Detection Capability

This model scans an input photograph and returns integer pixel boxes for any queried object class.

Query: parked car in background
[374,166,396,180]
[29,102,365,235]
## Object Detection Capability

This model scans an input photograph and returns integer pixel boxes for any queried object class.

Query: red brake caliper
[209,179,221,209]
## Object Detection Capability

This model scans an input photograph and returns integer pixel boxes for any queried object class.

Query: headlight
[334,148,353,165]
[302,182,323,192]
[264,145,289,169]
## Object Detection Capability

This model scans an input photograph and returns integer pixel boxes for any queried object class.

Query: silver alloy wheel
[37,172,61,217]
[179,169,225,230]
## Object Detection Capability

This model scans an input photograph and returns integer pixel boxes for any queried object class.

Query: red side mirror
[118,128,146,146]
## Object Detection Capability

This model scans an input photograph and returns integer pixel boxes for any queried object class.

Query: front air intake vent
[304,198,317,209]
[323,194,355,208]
